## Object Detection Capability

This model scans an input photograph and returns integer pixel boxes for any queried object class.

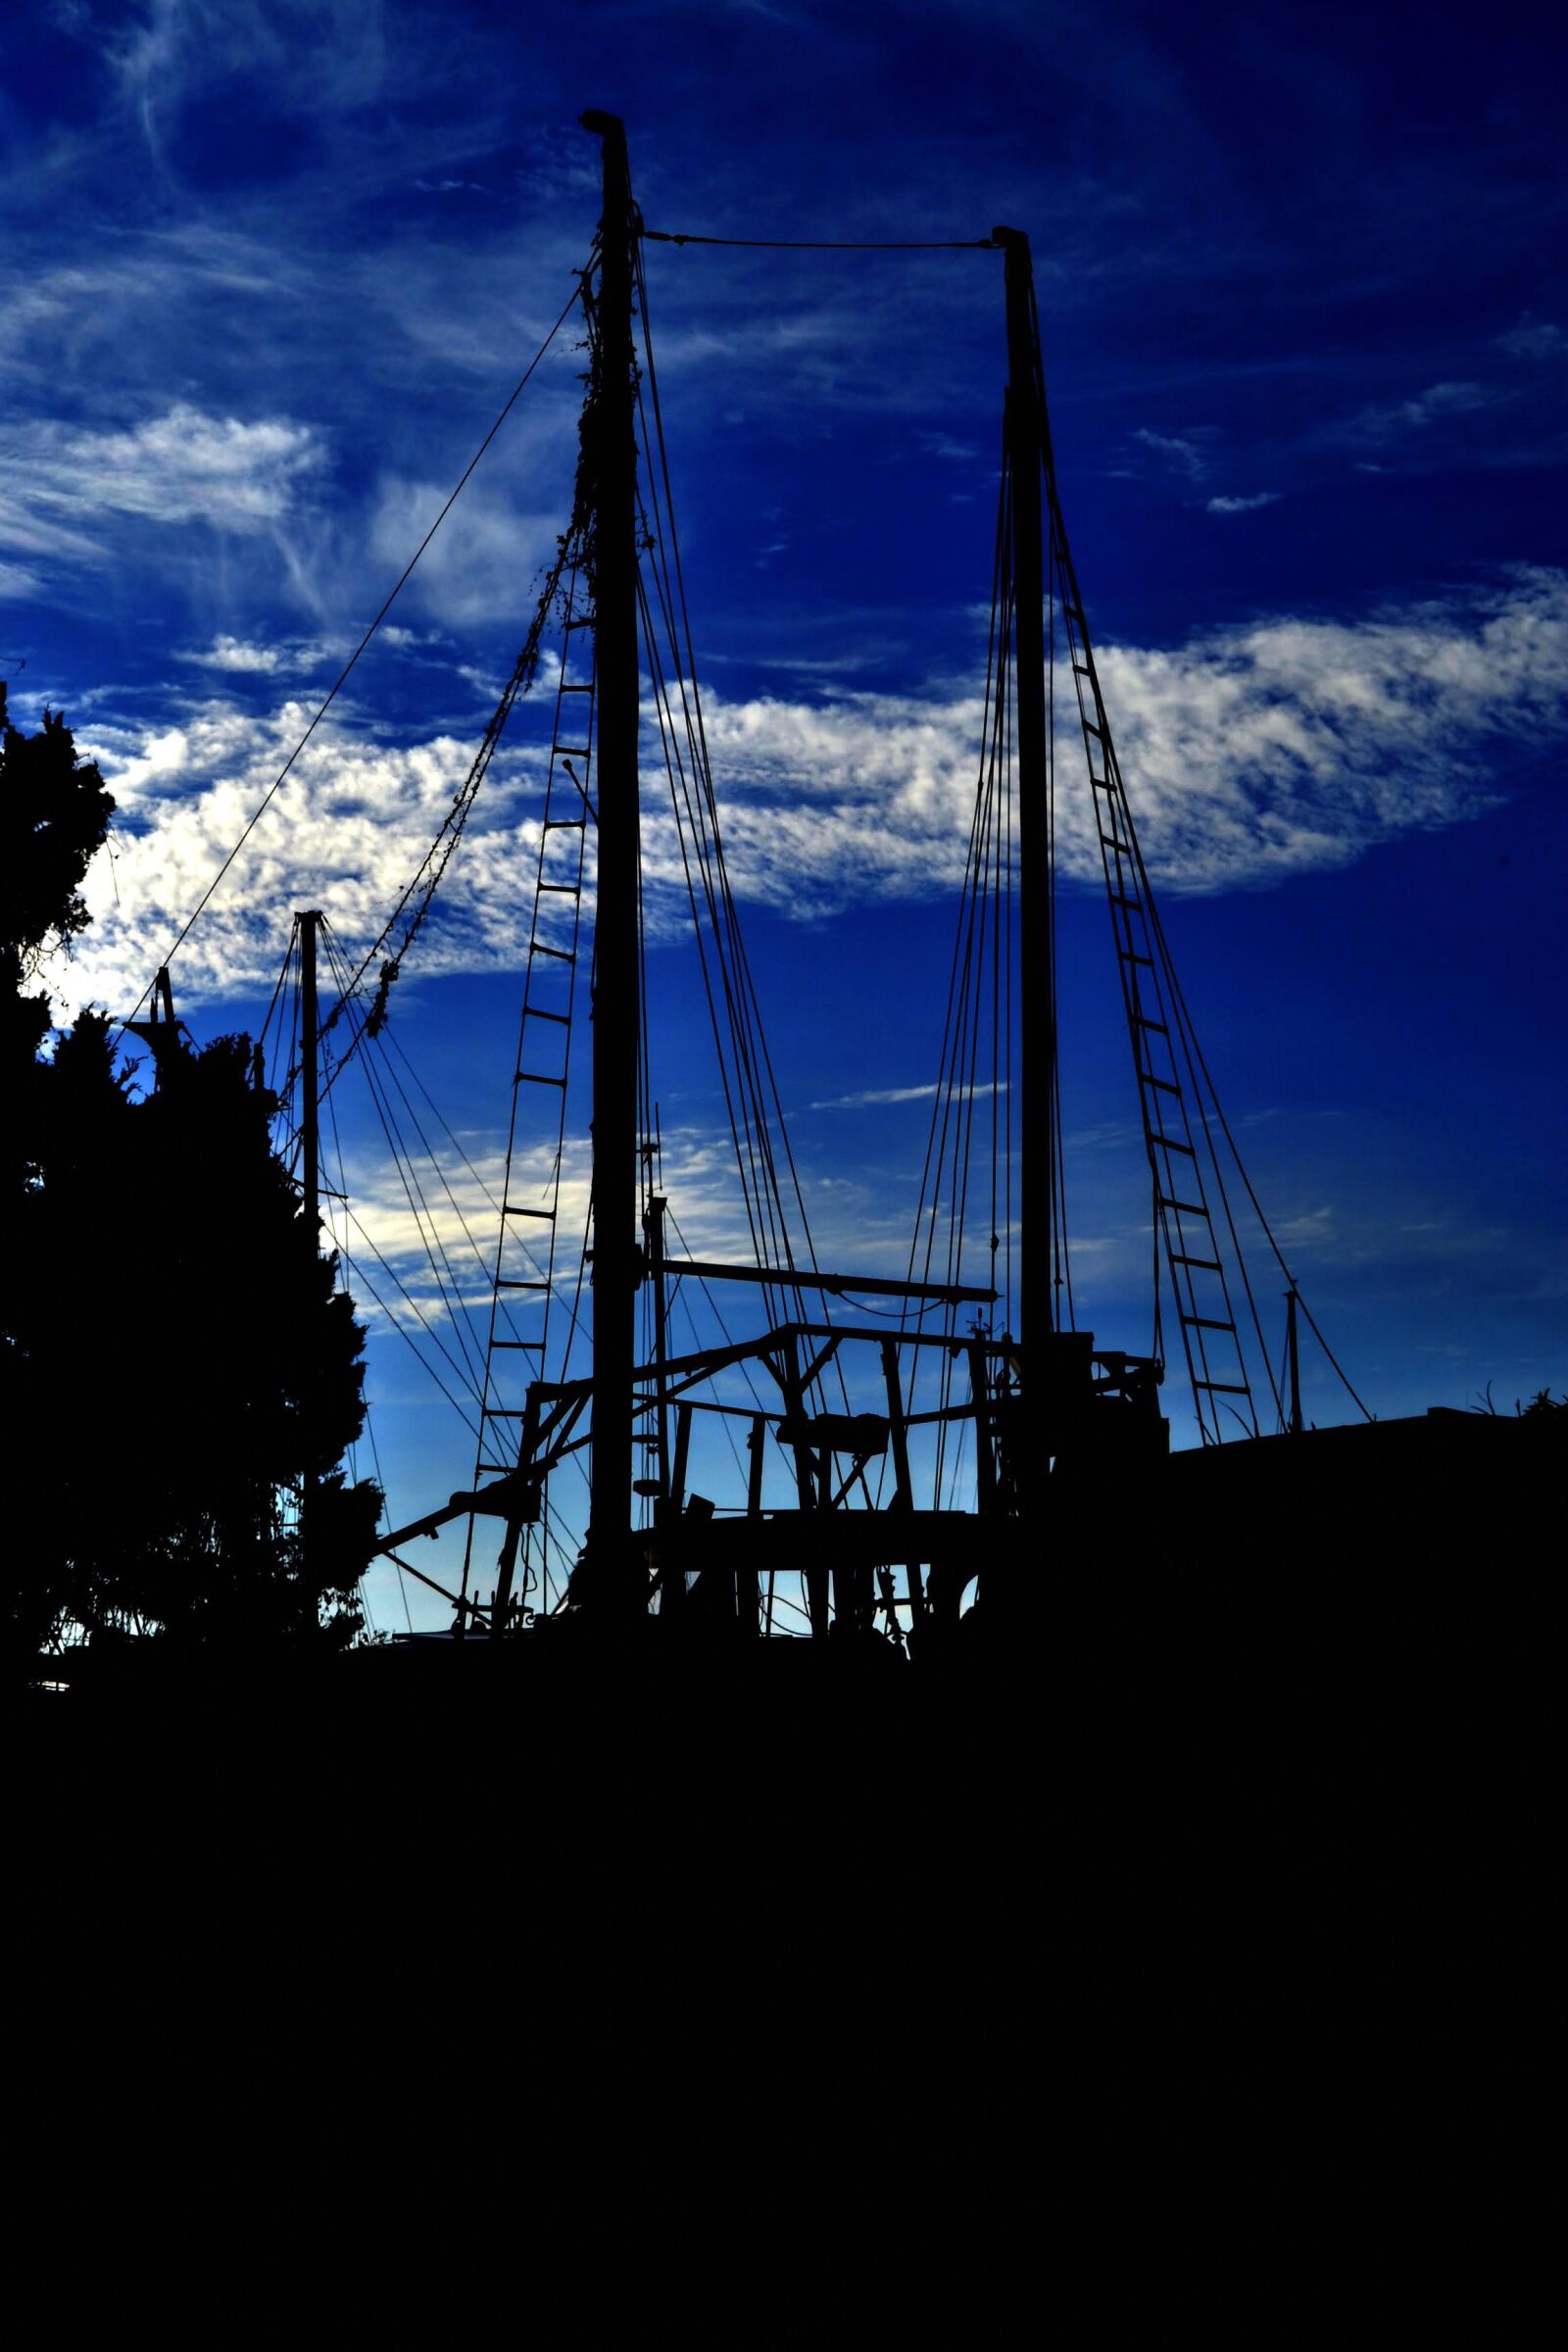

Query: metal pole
[490,1387,540,1639]
[994,228,1054,1356]
[968,1338,997,1514]
[298,911,320,1241]
[298,908,320,1592]
[580,110,640,1614]
[646,1194,670,1500]
[780,1331,828,1638]
[1286,1288,1303,1437]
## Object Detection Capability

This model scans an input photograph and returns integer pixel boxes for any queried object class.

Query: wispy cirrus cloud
[1206,492,1279,514]
[808,1079,1008,1111]
[7,403,325,530]
[0,402,329,601]
[1130,425,1214,482]
[810,1082,943,1111]
[177,632,342,675]
[1346,378,1508,442]
[36,566,1568,1020]
[1494,318,1566,362]
[670,566,1568,907]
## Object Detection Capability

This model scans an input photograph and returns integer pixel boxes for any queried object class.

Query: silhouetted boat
[35,127,1551,2166]
[64,112,1545,1708]
[322,109,1542,1673]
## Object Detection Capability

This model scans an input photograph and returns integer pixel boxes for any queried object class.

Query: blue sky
[7,3,1565,1627]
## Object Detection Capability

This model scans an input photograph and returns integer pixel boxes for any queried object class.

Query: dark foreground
[15,1455,1550,2312]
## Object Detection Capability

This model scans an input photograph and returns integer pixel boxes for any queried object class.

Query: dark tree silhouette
[3,682,115,1660]
[16,1025,381,1655]
[0,682,114,1170]
[2,689,380,1664]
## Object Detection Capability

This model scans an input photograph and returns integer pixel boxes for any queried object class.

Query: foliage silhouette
[0,681,114,1176]
[2,689,380,1665]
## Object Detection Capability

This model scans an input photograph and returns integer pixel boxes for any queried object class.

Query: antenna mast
[297,906,321,1582]
[580,110,642,1612]
[995,230,1055,1348]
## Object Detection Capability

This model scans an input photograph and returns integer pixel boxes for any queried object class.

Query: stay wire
[903,420,1011,1477]
[256,917,300,1075]
[1046,517,1073,1332]
[1054,497,1281,1433]
[644,230,999,251]
[905,428,1008,1306]
[344,1011,489,1391]
[1293,1288,1374,1423]
[320,1138,484,1408]
[124,270,591,1023]
[635,526,791,1298]
[335,1234,481,1433]
[368,1025,542,1361]
[320,1051,416,1633]
[380,1023,515,1222]
[1142,887,1371,1422]
[319,925,491,1377]
[637,245,839,1383]
[636,572,770,1286]
[318,518,594,1078]
[367,1018,509,1293]
[1044,470,1221,1436]
[635,486,803,1343]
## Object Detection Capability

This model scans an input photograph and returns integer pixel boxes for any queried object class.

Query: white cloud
[1495,319,1566,361]
[1206,492,1279,514]
[179,635,287,674]
[6,403,324,531]
[1348,380,1504,440]
[368,471,564,627]
[177,632,345,675]
[38,568,1568,1022]
[1131,426,1212,481]
[811,1082,942,1111]
[650,568,1568,906]
[809,1081,1008,1111]
[917,430,980,463]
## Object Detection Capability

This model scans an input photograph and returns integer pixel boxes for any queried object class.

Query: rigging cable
[903,410,1014,1495]
[643,230,999,251]
[123,268,592,1024]
[1138,893,1373,1424]
[316,509,593,1077]
[635,237,855,1429]
[320,1053,416,1633]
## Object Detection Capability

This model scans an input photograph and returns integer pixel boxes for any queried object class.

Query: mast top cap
[991,224,1028,248]
[580,109,626,141]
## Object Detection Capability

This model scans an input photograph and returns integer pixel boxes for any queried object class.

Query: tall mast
[298,908,320,1241]
[298,906,320,1580]
[994,227,1055,1351]
[580,110,641,1608]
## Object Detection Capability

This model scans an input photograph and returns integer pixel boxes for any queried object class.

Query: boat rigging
[134,109,1378,1649]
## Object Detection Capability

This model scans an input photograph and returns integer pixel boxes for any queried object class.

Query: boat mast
[298,906,320,1578]
[995,227,1055,1351]
[580,110,641,1609]
[298,908,320,1241]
